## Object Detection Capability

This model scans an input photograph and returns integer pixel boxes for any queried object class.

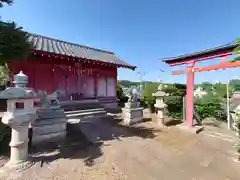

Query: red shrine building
[8,33,136,105]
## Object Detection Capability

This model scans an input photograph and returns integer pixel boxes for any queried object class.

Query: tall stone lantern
[152,84,168,127]
[1,71,37,169]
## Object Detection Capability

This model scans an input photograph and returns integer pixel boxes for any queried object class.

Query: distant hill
[118,80,160,88]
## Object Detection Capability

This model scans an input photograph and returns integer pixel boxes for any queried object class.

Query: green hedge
[165,96,183,119]
[0,122,11,154]
[195,96,225,120]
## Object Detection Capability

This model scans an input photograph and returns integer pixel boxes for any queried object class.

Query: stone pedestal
[122,102,143,125]
[155,106,165,127]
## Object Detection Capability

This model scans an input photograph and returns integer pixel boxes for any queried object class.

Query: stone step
[60,100,104,111]
[33,117,67,126]
[32,122,66,136]
[32,131,66,145]
[65,110,107,119]
[64,108,105,115]
[37,109,65,119]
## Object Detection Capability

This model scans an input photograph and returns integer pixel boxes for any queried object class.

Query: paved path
[1,115,240,180]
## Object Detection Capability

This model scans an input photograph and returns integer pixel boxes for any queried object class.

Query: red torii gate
[162,42,240,128]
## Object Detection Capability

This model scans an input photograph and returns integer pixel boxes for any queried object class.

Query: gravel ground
[1,113,240,180]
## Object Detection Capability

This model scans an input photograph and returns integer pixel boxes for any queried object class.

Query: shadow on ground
[165,119,182,127]
[104,116,160,139]
[28,114,159,168]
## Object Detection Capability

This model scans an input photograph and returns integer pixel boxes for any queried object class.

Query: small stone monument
[31,90,67,146]
[122,87,143,125]
[1,71,37,169]
[152,84,168,127]
[231,106,240,162]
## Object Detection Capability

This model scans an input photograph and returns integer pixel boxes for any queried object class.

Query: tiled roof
[162,42,240,63]
[28,33,136,69]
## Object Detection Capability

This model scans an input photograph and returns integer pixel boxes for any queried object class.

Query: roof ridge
[161,41,240,62]
[29,33,115,55]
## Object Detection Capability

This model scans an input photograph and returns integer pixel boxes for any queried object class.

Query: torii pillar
[186,62,195,128]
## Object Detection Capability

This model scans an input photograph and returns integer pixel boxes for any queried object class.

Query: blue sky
[1,0,240,84]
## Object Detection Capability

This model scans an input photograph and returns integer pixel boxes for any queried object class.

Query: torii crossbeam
[162,42,240,128]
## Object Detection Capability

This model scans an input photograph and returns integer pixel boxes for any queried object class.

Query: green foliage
[162,83,186,96]
[0,0,31,152]
[142,83,159,106]
[118,80,134,87]
[118,80,161,89]
[116,83,123,100]
[0,121,10,154]
[165,96,183,118]
[213,83,228,98]
[195,95,225,120]
[0,0,13,7]
[116,83,128,107]
[0,21,32,66]
[230,79,240,92]
[232,37,240,61]
[0,65,9,85]
[161,83,186,119]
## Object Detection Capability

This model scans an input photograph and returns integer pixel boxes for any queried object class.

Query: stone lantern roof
[152,91,167,97]
[152,84,168,97]
[0,71,37,99]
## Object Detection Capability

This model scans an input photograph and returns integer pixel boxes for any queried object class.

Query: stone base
[124,102,140,109]
[31,108,67,146]
[32,131,66,145]
[123,117,143,125]
[122,105,143,125]
[176,123,204,134]
[157,119,167,128]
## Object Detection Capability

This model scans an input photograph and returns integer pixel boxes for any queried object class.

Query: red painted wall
[8,57,117,100]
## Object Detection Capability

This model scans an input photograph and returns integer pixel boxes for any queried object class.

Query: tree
[232,38,240,62]
[142,83,158,112]
[0,0,13,7]
[0,1,32,84]
[0,21,32,65]
[116,82,123,99]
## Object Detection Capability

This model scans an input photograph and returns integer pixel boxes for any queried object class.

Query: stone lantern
[152,84,168,127]
[1,71,37,169]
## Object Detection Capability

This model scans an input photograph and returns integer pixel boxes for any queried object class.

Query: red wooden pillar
[186,62,195,128]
